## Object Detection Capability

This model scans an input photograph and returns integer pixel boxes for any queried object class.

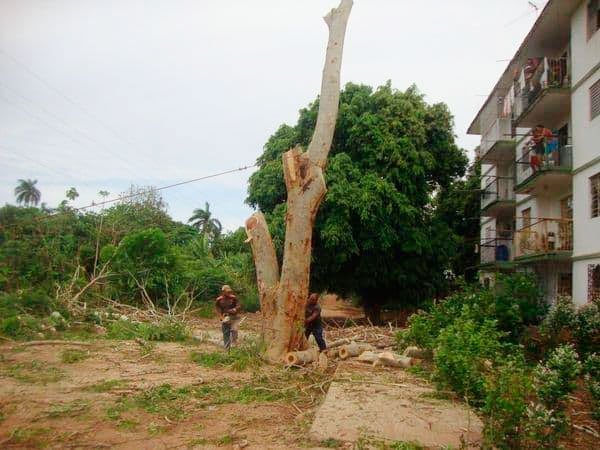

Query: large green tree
[247,82,468,321]
[14,179,41,207]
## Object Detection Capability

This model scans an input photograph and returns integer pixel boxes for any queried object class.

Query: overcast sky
[0,0,547,230]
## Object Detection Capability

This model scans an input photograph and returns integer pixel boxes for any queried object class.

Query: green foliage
[482,357,533,449]
[60,349,90,364]
[399,273,544,350]
[247,82,469,313]
[106,317,189,342]
[433,316,506,403]
[191,339,265,371]
[14,179,41,206]
[83,379,128,393]
[4,360,66,384]
[0,186,259,320]
[534,344,581,407]
[584,354,600,420]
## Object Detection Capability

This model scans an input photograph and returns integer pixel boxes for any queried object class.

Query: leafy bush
[574,301,600,358]
[482,357,533,449]
[433,315,506,403]
[584,354,600,420]
[107,317,189,342]
[534,344,581,407]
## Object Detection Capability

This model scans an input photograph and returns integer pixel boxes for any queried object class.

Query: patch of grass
[389,442,426,450]
[190,339,264,371]
[83,379,128,393]
[419,390,455,401]
[5,427,53,447]
[107,383,189,422]
[214,434,235,445]
[189,438,209,446]
[60,349,90,364]
[44,400,89,418]
[107,317,189,342]
[4,360,66,384]
[321,438,342,448]
[196,303,215,319]
[117,419,139,431]
[147,421,166,436]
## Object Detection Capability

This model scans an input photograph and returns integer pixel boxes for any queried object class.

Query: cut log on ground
[339,343,373,360]
[285,347,319,366]
[376,351,415,368]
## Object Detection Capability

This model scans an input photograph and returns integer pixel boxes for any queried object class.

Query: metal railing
[481,176,515,210]
[518,57,570,114]
[514,218,573,258]
[480,118,513,156]
[480,236,513,264]
[516,138,572,185]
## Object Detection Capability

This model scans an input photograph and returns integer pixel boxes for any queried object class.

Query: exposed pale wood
[402,346,429,359]
[339,343,373,360]
[285,347,319,366]
[327,338,351,349]
[246,0,353,362]
[376,351,415,368]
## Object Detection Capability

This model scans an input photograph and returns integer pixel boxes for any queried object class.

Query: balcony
[514,218,573,261]
[513,57,570,129]
[479,118,515,163]
[480,236,514,267]
[481,176,516,217]
[515,140,572,195]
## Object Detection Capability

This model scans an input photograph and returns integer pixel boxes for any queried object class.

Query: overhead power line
[49,163,257,215]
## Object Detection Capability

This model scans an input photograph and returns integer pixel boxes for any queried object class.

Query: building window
[558,273,572,297]
[589,0,600,39]
[591,78,600,120]
[589,264,600,301]
[592,173,600,218]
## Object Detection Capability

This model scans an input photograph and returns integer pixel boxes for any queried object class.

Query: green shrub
[433,315,506,403]
[107,317,189,342]
[575,301,600,358]
[534,344,581,407]
[240,291,260,313]
[482,357,533,449]
[0,314,41,340]
[539,296,577,344]
[584,354,600,421]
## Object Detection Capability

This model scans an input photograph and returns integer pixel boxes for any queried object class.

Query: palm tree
[188,202,222,238]
[14,179,41,206]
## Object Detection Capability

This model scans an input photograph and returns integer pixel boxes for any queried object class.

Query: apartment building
[469,0,600,306]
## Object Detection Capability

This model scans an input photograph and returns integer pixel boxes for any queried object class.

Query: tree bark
[245,0,353,362]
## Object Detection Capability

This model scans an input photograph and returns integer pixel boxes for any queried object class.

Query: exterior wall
[573,257,600,305]
[571,0,600,306]
[571,69,600,169]
[571,1,600,86]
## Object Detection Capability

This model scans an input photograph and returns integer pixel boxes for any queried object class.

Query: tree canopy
[14,179,41,206]
[247,82,470,316]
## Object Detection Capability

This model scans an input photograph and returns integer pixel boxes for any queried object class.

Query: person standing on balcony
[530,124,554,172]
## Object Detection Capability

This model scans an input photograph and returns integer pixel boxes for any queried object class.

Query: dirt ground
[0,310,596,449]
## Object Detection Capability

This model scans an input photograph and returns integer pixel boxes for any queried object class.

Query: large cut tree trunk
[245,0,353,362]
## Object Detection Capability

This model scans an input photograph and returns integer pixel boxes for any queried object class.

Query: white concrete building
[469,0,600,305]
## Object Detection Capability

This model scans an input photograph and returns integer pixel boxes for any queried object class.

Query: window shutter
[592,78,600,120]
[592,173,600,218]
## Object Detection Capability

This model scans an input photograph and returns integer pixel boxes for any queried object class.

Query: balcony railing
[516,139,572,186]
[514,218,573,259]
[481,176,516,210]
[517,57,570,115]
[480,118,513,159]
[480,236,513,264]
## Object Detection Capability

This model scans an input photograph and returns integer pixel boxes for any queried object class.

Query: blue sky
[0,0,547,230]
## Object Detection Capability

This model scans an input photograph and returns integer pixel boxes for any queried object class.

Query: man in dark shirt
[215,285,241,350]
[305,293,326,352]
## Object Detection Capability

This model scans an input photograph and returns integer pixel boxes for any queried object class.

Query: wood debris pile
[286,323,426,371]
